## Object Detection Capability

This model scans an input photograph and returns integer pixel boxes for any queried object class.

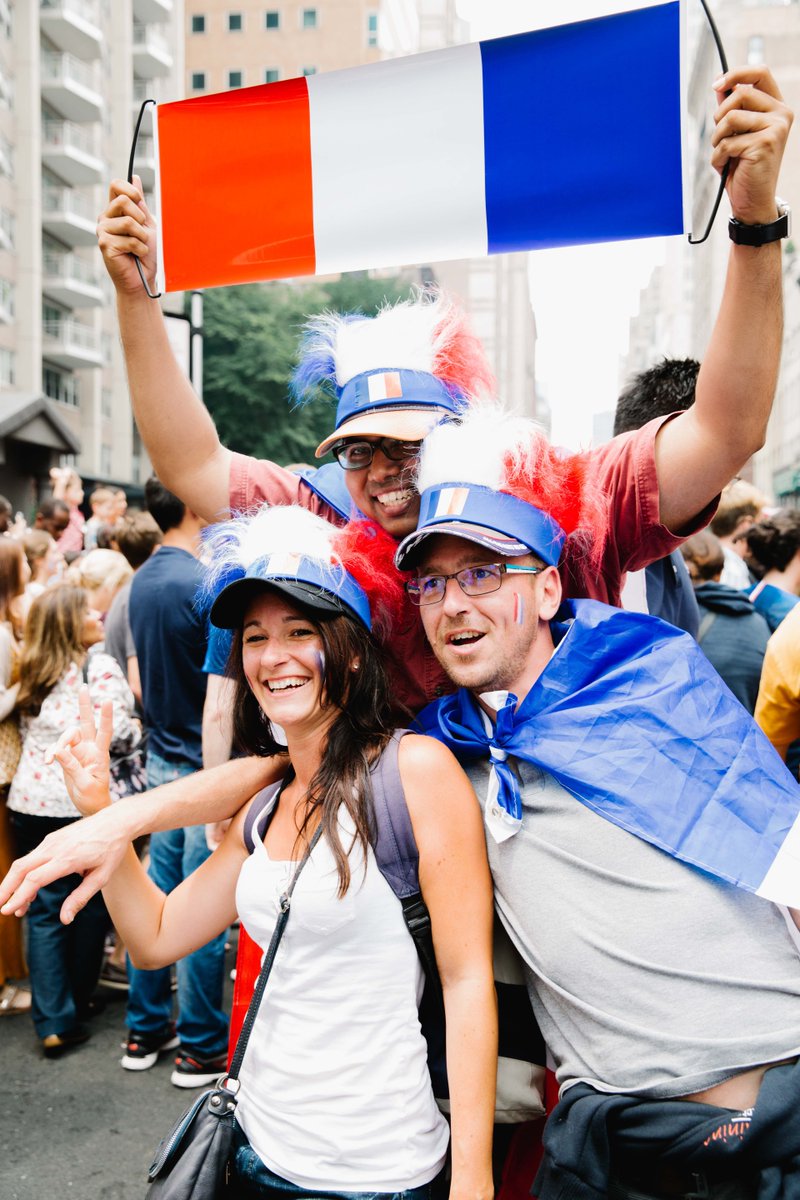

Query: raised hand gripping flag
[149,1,688,293]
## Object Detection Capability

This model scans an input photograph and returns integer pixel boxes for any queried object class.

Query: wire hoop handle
[688,0,730,246]
[127,98,162,298]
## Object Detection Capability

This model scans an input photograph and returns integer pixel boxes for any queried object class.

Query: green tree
[199,275,409,466]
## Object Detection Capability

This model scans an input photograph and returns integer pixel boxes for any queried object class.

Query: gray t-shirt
[104,579,135,680]
[465,756,800,1099]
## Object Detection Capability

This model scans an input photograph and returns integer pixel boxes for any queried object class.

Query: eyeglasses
[405,562,544,606]
[329,437,422,471]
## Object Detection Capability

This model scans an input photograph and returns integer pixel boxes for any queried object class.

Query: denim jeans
[125,751,228,1058]
[10,812,109,1039]
[230,1123,447,1200]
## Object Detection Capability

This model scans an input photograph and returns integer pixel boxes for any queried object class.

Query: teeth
[375,489,413,506]
[268,678,307,692]
[451,632,482,645]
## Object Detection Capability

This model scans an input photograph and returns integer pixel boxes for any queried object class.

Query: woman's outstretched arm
[0,691,286,922]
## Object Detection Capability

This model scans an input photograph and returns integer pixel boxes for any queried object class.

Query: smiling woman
[49,505,497,1200]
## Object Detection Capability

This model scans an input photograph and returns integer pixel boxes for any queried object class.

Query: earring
[351,661,360,672]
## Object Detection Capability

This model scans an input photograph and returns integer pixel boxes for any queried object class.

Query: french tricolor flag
[151,1,687,294]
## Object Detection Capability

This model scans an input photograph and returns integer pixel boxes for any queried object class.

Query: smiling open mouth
[447,631,485,646]
[267,677,309,692]
[374,488,414,507]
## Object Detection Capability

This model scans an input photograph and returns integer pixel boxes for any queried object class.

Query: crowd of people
[0,57,797,1200]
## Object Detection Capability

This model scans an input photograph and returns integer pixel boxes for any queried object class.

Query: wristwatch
[729,198,791,246]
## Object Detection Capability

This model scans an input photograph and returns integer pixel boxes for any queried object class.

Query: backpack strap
[697,610,718,645]
[242,778,285,853]
[370,731,444,1002]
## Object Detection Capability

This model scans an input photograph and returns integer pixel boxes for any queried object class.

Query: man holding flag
[6,59,790,911]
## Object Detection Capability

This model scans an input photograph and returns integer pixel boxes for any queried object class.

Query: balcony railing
[43,117,99,156]
[43,251,101,288]
[43,317,97,347]
[40,0,101,21]
[133,22,169,56]
[41,50,100,94]
[42,185,94,222]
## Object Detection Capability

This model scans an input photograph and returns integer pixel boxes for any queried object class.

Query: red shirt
[228,414,716,715]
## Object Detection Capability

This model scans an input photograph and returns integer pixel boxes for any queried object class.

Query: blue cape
[415,600,800,904]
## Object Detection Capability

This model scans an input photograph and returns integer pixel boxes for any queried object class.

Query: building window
[101,444,112,478]
[0,206,14,250]
[0,135,13,180]
[228,70,243,88]
[43,367,80,408]
[191,72,206,90]
[367,11,378,47]
[191,14,205,33]
[0,347,14,388]
[0,277,14,322]
[265,10,279,29]
[264,68,280,84]
[747,35,765,65]
[302,8,317,29]
[101,388,113,418]
[302,66,317,76]
[228,12,242,31]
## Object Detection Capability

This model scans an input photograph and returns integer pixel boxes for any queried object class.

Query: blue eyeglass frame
[405,562,544,605]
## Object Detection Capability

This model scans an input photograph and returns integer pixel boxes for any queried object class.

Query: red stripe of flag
[157,79,316,290]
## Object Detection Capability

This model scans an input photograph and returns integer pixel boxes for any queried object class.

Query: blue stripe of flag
[480,2,685,253]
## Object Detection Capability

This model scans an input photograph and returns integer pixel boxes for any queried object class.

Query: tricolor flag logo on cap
[266,552,304,576]
[367,372,404,405]
[434,487,471,518]
[150,0,687,292]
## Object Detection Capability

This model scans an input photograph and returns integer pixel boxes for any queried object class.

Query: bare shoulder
[397,733,481,830]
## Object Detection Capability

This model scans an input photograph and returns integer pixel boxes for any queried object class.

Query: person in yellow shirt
[756,602,800,780]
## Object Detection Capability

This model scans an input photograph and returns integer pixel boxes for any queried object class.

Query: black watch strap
[729,200,791,246]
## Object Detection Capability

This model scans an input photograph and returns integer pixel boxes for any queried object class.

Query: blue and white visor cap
[210,552,371,631]
[315,368,464,458]
[395,484,566,571]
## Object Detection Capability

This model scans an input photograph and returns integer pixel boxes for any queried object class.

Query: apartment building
[0,0,183,513]
[184,0,417,93]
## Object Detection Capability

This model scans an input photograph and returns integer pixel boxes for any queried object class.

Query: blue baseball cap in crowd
[210,551,371,631]
[314,369,465,458]
[395,483,566,571]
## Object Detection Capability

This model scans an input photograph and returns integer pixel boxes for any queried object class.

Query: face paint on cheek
[513,592,525,626]
[314,649,325,677]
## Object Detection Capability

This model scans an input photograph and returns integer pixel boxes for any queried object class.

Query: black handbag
[145,822,322,1199]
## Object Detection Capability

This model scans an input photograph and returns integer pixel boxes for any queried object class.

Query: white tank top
[234,784,449,1191]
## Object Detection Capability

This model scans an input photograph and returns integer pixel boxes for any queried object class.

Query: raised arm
[655,66,793,533]
[400,734,496,1200]
[0,742,286,922]
[97,177,232,521]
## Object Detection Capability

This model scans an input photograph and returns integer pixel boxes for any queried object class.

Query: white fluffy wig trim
[415,403,547,494]
[200,505,343,604]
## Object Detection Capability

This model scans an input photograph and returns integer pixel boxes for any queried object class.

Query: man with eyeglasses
[396,407,800,1200]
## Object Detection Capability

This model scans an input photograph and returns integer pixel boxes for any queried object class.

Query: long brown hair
[17,585,89,716]
[0,538,25,627]
[228,598,395,897]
